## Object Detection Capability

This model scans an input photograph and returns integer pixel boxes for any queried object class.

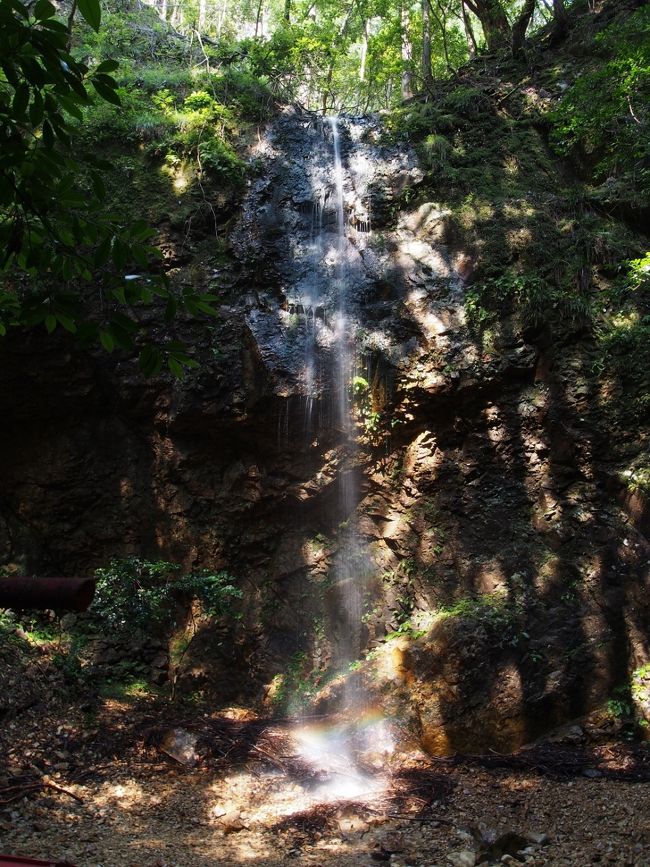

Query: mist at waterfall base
[294,710,395,801]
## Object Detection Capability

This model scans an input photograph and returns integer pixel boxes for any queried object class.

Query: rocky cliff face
[0,104,648,751]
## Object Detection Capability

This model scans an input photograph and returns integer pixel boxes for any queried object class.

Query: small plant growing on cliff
[607,688,633,723]
[437,593,523,648]
[419,134,452,170]
[350,375,388,442]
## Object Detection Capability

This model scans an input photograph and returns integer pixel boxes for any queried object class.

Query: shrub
[464,272,585,331]
[93,557,241,631]
[210,69,274,122]
[419,133,452,170]
[549,7,650,207]
[385,103,442,140]
[443,85,491,119]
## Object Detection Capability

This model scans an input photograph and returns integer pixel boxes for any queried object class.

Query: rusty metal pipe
[0,576,95,612]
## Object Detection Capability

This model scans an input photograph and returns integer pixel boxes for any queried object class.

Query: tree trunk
[431,0,453,73]
[463,0,511,51]
[401,1,414,100]
[217,0,227,37]
[511,0,536,57]
[198,0,207,31]
[422,0,433,89]
[284,0,291,22]
[321,3,353,112]
[322,62,334,114]
[254,0,263,36]
[66,0,77,50]
[461,1,478,57]
[359,18,369,82]
[552,0,569,38]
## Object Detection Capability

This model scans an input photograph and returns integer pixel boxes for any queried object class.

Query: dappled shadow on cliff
[354,166,649,751]
[390,307,650,753]
[338,77,650,753]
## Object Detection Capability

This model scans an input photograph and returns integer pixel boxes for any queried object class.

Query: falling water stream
[328,117,351,436]
[292,117,393,800]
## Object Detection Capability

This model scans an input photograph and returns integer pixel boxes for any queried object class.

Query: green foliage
[210,68,274,122]
[437,593,524,647]
[0,0,117,275]
[607,688,633,722]
[594,252,650,422]
[79,67,247,186]
[631,663,650,700]
[628,252,650,294]
[351,375,369,395]
[157,0,473,113]
[173,90,246,184]
[0,607,14,636]
[464,272,588,332]
[606,665,649,730]
[385,102,454,140]
[437,593,509,621]
[78,0,102,32]
[419,133,452,170]
[596,312,650,421]
[79,6,187,64]
[0,0,217,374]
[93,557,241,631]
[443,85,490,119]
[621,464,650,497]
[78,82,176,144]
[549,7,650,208]
[384,621,426,641]
[268,649,318,712]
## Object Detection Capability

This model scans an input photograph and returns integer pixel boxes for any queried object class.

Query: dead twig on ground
[42,778,83,803]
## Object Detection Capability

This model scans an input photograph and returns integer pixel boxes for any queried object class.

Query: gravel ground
[2,696,649,867]
[2,640,649,866]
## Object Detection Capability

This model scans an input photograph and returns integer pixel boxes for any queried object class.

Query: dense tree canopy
[135,0,575,109]
[0,0,647,373]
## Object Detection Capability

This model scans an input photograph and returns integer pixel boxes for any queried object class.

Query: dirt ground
[2,694,649,867]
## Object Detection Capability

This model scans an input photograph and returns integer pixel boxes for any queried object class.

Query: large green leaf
[95,59,119,74]
[92,77,121,106]
[33,0,56,20]
[99,329,115,352]
[77,0,101,31]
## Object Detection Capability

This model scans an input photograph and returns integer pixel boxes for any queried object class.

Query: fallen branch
[0,768,102,806]
[42,778,84,803]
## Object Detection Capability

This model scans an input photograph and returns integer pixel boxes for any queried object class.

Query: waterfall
[328,117,352,437]
[232,108,417,799]
[290,117,390,798]
[236,107,424,798]
[326,117,366,690]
